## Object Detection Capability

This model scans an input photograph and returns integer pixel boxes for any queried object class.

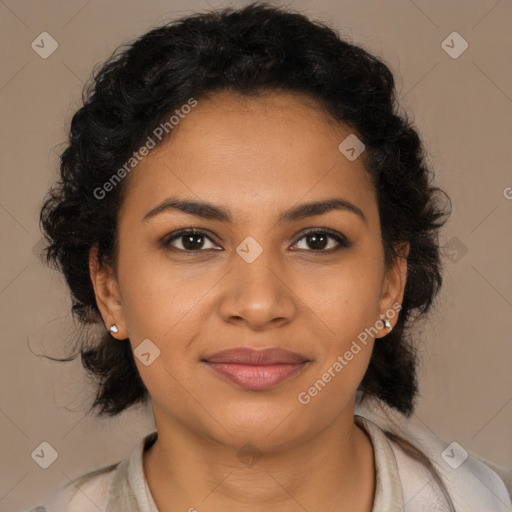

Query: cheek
[118,272,171,341]
[116,257,217,396]
[117,242,205,337]
[297,313,376,415]
[314,261,383,333]
[305,255,382,385]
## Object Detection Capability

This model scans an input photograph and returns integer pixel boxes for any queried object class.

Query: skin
[89,90,409,512]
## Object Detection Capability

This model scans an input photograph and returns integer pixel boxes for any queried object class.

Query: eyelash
[161,227,351,254]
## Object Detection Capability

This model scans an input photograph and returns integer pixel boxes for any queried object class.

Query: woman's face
[91,90,407,450]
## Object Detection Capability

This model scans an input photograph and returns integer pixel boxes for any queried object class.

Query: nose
[217,247,297,330]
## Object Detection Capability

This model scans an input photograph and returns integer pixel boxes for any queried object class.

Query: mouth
[202,347,310,390]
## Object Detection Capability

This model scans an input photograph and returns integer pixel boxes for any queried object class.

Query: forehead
[120,90,378,226]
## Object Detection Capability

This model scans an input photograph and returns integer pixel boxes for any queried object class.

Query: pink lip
[203,348,310,390]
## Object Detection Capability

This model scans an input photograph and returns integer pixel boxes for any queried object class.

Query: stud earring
[109,324,119,334]
[383,317,392,330]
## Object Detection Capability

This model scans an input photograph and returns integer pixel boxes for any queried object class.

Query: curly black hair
[40,3,451,420]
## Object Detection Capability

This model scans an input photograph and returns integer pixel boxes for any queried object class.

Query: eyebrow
[142,196,367,225]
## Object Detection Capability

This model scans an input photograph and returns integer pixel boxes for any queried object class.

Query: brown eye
[162,229,220,252]
[291,229,350,252]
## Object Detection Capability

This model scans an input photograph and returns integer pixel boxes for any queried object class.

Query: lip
[204,347,309,365]
[203,348,310,390]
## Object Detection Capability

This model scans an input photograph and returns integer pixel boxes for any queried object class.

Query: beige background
[1,0,511,510]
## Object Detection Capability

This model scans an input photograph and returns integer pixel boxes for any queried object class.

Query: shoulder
[387,429,511,511]
[26,431,157,512]
[27,463,118,512]
[355,394,512,511]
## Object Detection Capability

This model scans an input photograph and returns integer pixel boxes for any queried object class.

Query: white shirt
[28,394,512,511]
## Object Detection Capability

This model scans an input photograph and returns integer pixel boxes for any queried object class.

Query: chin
[208,406,315,450]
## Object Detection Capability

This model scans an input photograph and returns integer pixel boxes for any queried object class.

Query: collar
[105,416,404,511]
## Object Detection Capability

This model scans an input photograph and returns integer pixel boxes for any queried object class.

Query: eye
[161,227,351,254]
[290,228,351,252]
[162,228,220,252]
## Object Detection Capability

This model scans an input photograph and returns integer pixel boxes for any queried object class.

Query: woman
[32,3,511,511]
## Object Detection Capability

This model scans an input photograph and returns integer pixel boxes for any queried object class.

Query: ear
[89,244,127,339]
[376,242,409,338]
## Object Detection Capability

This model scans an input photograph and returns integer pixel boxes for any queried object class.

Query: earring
[383,317,392,330]
[109,324,119,334]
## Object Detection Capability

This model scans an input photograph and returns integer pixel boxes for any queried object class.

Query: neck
[143,402,375,512]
